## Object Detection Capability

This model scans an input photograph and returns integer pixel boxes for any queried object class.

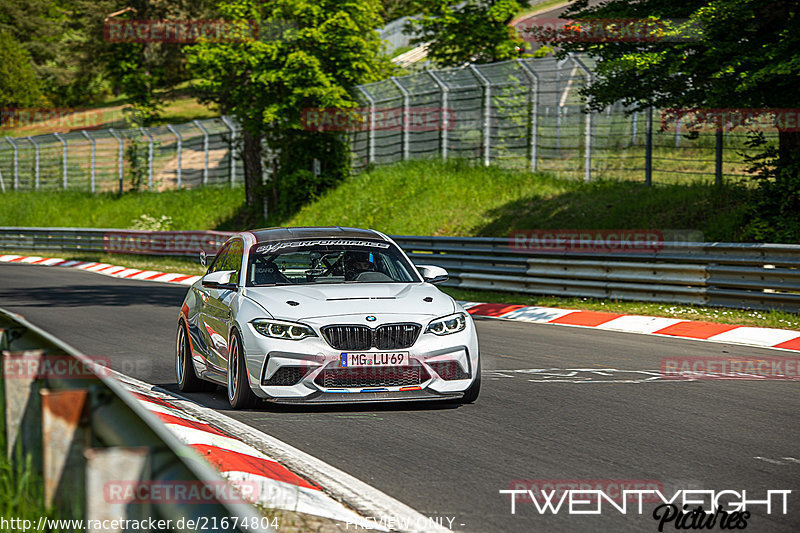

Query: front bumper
[240,315,479,403]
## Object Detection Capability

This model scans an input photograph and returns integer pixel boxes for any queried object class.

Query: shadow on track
[0,283,187,308]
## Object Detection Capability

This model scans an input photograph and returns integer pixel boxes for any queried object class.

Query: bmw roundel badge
[366,315,377,322]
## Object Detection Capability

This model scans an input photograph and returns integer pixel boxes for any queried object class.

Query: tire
[455,358,481,404]
[176,322,216,392]
[227,330,258,409]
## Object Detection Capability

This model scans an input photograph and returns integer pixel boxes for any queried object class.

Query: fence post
[390,77,410,161]
[675,117,682,148]
[645,107,653,186]
[357,87,376,165]
[427,71,449,161]
[26,136,40,190]
[571,55,593,182]
[139,128,155,190]
[193,120,210,185]
[221,115,237,187]
[53,133,68,189]
[6,137,19,189]
[518,59,540,172]
[715,127,723,186]
[166,124,182,188]
[108,129,124,194]
[81,131,96,193]
[631,111,638,145]
[469,65,491,167]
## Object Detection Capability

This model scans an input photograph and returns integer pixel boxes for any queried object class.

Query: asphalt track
[1,262,798,532]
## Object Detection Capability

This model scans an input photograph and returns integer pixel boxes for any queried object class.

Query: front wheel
[227,330,258,409]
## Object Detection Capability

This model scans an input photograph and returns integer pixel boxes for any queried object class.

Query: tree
[405,0,524,67]
[187,0,393,220]
[0,30,43,108]
[539,0,800,240]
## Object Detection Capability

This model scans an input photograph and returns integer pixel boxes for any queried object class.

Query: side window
[207,243,230,275]
[221,239,244,284]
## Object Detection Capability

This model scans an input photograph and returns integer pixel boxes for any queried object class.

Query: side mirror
[417,265,449,284]
[202,270,237,290]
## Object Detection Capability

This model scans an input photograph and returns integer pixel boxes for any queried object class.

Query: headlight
[425,312,467,336]
[252,319,317,340]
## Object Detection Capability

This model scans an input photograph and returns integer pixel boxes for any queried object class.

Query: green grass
[0,187,245,230]
[284,159,750,241]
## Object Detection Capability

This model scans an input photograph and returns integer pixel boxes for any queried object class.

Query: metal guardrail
[391,235,800,312]
[0,307,271,532]
[0,227,798,312]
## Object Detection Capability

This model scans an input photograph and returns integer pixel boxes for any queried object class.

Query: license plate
[340,352,409,367]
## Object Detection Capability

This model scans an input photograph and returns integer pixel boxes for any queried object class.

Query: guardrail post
[27,136,40,190]
[5,137,19,189]
[357,87,376,165]
[390,77,411,161]
[3,350,44,467]
[81,131,97,193]
[715,127,723,186]
[41,388,90,514]
[517,59,540,172]
[221,115,237,187]
[166,124,182,188]
[645,107,653,186]
[85,448,152,532]
[139,128,155,190]
[193,120,210,185]
[108,129,124,194]
[571,55,593,182]
[469,65,491,167]
[53,132,68,189]
[427,71,449,161]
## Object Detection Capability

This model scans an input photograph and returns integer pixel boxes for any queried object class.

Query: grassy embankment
[3,160,797,330]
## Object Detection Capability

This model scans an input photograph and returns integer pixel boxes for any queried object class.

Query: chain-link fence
[0,53,774,193]
[0,117,242,193]
[351,54,773,184]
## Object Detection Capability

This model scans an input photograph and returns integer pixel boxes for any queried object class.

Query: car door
[195,242,230,374]
[202,238,243,376]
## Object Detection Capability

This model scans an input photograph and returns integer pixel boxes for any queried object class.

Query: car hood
[242,283,456,321]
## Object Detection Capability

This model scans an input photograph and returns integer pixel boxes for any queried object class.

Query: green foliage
[741,134,800,242]
[552,0,800,111]
[406,0,525,66]
[0,30,43,107]
[187,0,394,213]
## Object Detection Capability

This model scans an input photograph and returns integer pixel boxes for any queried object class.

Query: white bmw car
[176,227,481,408]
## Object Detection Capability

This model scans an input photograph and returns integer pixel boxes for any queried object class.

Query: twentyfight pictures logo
[501,484,791,530]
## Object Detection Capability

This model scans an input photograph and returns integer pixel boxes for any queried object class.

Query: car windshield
[246,239,419,286]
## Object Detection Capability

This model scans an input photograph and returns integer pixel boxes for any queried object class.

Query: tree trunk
[242,129,263,209]
[778,130,800,162]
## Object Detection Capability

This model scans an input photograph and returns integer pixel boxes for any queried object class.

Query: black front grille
[428,361,471,381]
[262,366,311,386]
[316,364,430,388]
[322,323,421,350]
